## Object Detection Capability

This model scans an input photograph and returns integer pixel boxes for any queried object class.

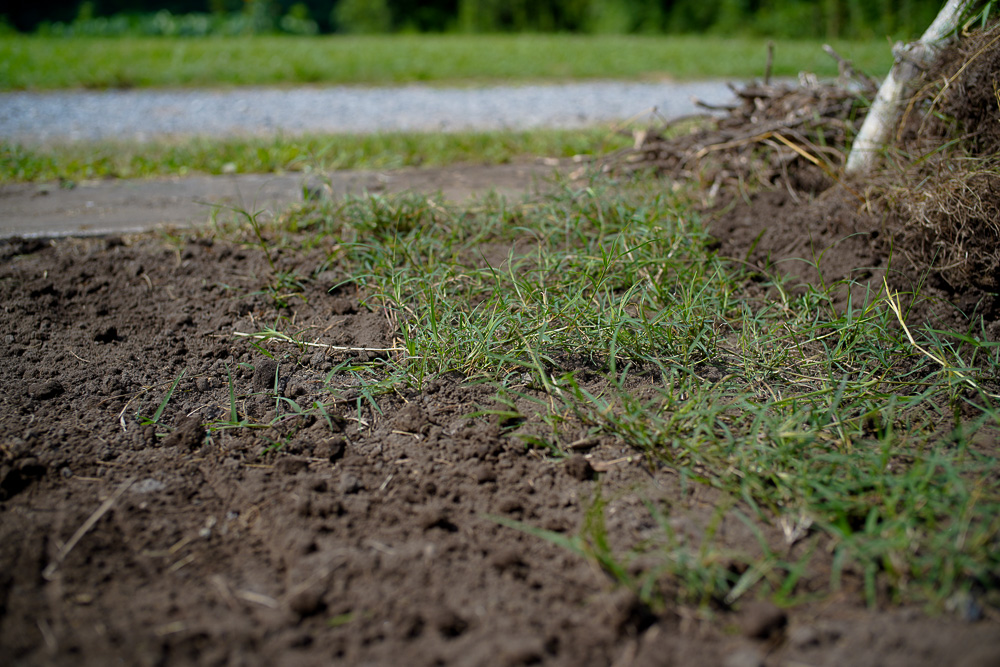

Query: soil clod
[564,455,596,481]
[161,415,205,450]
[28,379,64,400]
[738,601,788,640]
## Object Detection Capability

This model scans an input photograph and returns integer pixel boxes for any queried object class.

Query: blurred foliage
[0,0,985,39]
[332,0,391,34]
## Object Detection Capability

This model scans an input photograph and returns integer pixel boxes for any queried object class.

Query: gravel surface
[0,80,736,142]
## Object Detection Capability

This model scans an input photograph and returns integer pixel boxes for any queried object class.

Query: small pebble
[198,516,217,539]
[131,478,166,494]
[338,473,362,495]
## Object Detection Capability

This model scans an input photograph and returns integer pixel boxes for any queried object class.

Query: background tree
[332,0,391,34]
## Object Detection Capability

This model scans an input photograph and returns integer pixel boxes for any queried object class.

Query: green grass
[0,34,893,90]
[0,127,631,183]
[220,175,1000,612]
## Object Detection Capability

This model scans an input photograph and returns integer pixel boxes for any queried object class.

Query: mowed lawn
[0,33,892,90]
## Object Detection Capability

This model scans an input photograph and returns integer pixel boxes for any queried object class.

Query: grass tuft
[220,170,999,611]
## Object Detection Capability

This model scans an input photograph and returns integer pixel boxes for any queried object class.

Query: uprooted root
[881,170,1000,292]
[879,23,1000,293]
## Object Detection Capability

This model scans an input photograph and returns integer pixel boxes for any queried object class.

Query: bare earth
[2,157,999,666]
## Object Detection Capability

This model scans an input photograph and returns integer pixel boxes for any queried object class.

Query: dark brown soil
[5,33,1000,664]
[708,183,1000,341]
[3,161,1000,666]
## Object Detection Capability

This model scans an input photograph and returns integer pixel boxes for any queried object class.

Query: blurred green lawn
[0,33,893,90]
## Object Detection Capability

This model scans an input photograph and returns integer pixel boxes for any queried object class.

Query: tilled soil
[2,167,1000,666]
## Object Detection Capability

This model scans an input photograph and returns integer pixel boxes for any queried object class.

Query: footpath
[0,163,559,238]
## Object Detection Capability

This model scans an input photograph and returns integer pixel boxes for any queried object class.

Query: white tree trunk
[845,0,977,173]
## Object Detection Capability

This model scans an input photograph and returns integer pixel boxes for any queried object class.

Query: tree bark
[845,0,977,174]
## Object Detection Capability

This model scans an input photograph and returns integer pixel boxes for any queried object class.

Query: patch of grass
[0,34,893,90]
[0,127,628,183]
[227,174,1000,612]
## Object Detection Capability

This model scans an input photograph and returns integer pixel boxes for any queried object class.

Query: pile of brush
[604,45,877,197]
[603,28,1000,295]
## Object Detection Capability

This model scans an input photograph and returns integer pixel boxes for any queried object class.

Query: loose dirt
[3,160,999,666]
[4,34,1000,666]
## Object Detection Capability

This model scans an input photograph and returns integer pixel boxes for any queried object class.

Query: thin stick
[43,477,135,580]
[233,331,406,353]
[822,43,879,91]
[764,41,774,85]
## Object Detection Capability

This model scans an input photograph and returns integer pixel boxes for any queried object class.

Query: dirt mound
[882,24,1000,296]
[914,26,1000,157]
[629,24,1000,338]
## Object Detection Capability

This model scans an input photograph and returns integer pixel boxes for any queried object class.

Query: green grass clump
[0,34,892,90]
[0,128,629,183]
[226,175,999,613]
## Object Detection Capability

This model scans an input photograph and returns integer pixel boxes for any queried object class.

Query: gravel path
[0,80,735,142]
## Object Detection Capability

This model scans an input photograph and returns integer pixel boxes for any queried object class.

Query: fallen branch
[596,35,887,196]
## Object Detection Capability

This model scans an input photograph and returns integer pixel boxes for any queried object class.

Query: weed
[137,368,185,426]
